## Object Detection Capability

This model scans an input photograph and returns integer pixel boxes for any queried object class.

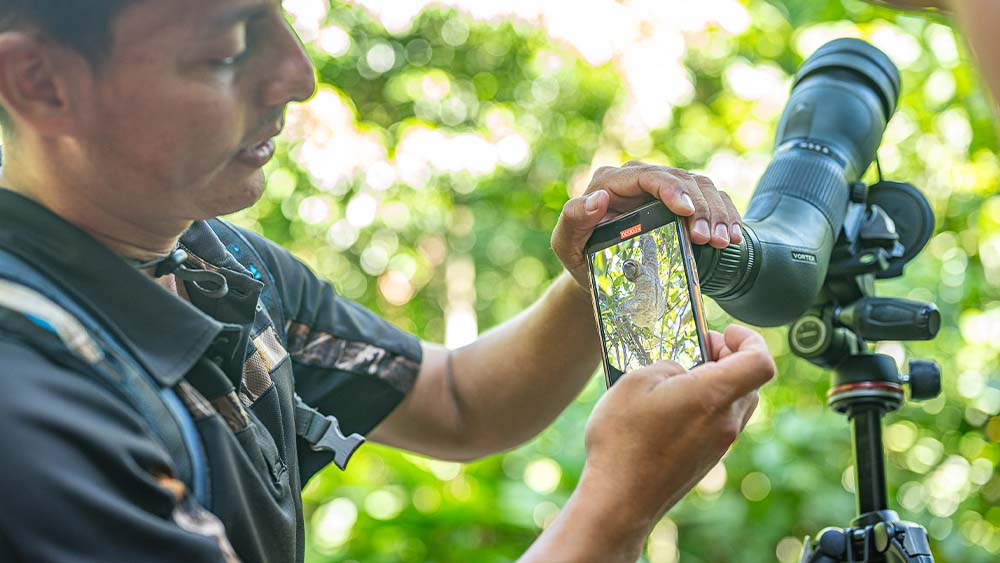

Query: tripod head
[790,173,943,563]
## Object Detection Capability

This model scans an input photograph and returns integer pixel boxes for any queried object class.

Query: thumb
[552,190,609,248]
[567,190,610,232]
[692,327,775,400]
[551,190,610,280]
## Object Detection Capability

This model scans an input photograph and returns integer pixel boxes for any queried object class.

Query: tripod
[788,179,943,563]
[794,351,940,562]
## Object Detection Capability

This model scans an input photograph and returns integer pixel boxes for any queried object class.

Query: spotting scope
[695,38,910,327]
[692,38,943,562]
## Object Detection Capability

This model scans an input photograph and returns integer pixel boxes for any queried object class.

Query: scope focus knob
[905,359,941,401]
[850,181,868,203]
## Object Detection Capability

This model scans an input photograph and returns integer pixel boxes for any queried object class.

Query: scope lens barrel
[759,38,900,232]
[697,39,901,327]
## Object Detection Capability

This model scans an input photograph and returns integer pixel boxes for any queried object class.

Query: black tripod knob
[817,528,848,558]
[801,528,848,563]
[837,297,940,341]
[904,360,941,401]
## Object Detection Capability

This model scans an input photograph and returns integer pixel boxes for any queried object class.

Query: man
[0,1,775,562]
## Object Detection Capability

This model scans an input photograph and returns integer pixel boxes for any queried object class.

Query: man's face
[73,0,316,223]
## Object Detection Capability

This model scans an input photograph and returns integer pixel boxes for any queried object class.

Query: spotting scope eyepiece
[696,38,901,327]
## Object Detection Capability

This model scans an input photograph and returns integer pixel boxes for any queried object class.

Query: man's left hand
[551,161,743,292]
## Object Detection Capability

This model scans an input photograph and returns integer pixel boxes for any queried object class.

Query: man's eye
[214,49,249,67]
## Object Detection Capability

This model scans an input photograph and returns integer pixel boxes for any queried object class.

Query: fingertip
[723,324,750,344]
[651,358,688,376]
[724,324,753,336]
[596,188,610,205]
[724,324,767,353]
[708,329,725,346]
[711,224,731,248]
[657,186,695,217]
[678,193,696,215]
[585,189,609,215]
[690,219,711,243]
[707,330,728,361]
[714,223,730,241]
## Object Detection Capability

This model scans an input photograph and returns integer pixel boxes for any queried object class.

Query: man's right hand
[585,324,775,528]
[520,325,776,563]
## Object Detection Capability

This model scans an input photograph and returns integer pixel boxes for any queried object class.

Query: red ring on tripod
[827,381,904,398]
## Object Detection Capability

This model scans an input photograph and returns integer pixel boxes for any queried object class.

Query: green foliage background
[231,1,1000,561]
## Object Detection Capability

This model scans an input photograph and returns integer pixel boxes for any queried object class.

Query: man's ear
[0,32,85,136]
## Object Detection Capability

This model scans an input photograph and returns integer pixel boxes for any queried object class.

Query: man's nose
[260,24,318,108]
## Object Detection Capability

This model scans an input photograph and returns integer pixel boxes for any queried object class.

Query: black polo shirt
[0,189,423,563]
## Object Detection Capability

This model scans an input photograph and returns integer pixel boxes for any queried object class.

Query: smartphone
[585,200,711,387]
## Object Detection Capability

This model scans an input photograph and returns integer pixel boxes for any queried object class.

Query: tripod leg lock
[799,528,847,563]
[801,521,934,562]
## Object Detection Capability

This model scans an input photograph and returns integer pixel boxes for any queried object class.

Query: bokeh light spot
[523,458,562,494]
[312,498,358,552]
[741,472,772,501]
[364,488,405,520]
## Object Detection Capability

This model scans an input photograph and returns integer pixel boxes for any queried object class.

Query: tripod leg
[852,407,889,514]
[881,522,934,562]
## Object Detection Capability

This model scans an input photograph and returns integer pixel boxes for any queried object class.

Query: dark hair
[0,0,134,64]
[0,1,133,131]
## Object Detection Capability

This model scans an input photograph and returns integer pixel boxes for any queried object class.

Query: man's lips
[235,124,282,168]
[235,138,277,168]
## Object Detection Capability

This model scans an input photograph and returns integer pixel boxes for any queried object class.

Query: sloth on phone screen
[587,202,711,382]
[618,235,668,329]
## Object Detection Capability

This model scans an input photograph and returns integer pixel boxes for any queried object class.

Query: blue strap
[0,249,211,508]
[209,220,366,470]
[208,220,287,342]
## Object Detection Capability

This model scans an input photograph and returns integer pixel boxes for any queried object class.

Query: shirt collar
[0,188,261,387]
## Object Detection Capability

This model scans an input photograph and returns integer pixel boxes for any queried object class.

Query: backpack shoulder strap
[207,219,287,342]
[207,219,365,470]
[0,249,211,507]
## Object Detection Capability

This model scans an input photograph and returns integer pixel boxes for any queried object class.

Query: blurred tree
[228,0,1000,561]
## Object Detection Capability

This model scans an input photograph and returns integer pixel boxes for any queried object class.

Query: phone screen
[588,216,709,385]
